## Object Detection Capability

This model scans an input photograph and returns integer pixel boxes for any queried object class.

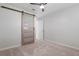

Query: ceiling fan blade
[30,3,47,5]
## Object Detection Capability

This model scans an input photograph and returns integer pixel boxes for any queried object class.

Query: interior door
[22,13,34,45]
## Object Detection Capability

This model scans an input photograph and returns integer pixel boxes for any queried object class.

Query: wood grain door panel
[23,38,34,44]
[22,13,34,45]
[23,32,33,38]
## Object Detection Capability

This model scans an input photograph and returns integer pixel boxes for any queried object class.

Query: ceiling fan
[30,3,47,12]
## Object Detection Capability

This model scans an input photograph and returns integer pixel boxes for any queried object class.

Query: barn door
[22,13,34,45]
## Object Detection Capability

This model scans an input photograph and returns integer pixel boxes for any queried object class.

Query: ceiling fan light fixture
[30,3,47,12]
[40,4,44,9]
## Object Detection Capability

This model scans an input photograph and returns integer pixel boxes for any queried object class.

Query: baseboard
[45,40,79,50]
[0,44,21,51]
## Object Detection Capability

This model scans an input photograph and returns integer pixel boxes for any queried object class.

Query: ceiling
[36,3,78,18]
[0,3,37,14]
[0,3,78,18]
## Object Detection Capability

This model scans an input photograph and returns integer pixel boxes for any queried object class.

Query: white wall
[43,4,79,48]
[37,19,43,40]
[35,17,43,40]
[0,7,21,50]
